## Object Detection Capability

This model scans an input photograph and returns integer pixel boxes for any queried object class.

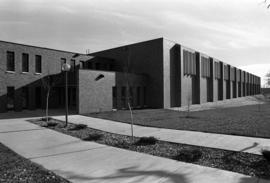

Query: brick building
[0,38,261,114]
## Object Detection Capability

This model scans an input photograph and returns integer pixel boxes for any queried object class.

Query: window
[70,59,75,71]
[88,62,93,69]
[201,57,210,78]
[22,87,29,109]
[7,87,15,110]
[214,62,221,79]
[230,68,235,81]
[95,63,100,70]
[112,86,117,97]
[22,53,29,72]
[121,87,126,108]
[143,87,146,106]
[113,87,117,108]
[129,87,133,106]
[7,51,15,71]
[183,50,196,76]
[137,87,141,106]
[224,65,229,80]
[35,55,42,73]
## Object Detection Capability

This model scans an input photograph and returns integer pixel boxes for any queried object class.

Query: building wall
[0,39,262,113]
[91,38,164,108]
[0,41,88,113]
[78,70,115,114]
[78,70,147,114]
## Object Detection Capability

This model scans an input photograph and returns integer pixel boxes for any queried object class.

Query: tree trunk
[46,87,50,123]
[128,102,134,142]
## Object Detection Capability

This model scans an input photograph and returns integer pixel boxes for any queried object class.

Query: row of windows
[183,50,196,76]
[6,86,77,110]
[112,86,146,108]
[79,61,114,71]
[6,51,42,73]
[201,57,211,78]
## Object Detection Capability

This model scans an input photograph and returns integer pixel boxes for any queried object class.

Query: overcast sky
[1,0,270,85]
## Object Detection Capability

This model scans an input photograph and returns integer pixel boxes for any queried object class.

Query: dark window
[95,63,100,70]
[121,86,126,108]
[22,87,29,109]
[88,62,93,69]
[7,51,15,71]
[22,53,29,72]
[143,87,146,106]
[35,55,42,73]
[113,87,117,98]
[113,87,117,109]
[129,87,133,106]
[137,87,141,106]
[70,59,75,71]
[35,87,42,108]
[7,87,15,110]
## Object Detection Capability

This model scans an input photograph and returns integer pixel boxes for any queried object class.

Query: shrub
[135,136,158,146]
[83,133,103,141]
[46,122,58,127]
[261,149,270,162]
[174,149,202,163]
[68,124,87,131]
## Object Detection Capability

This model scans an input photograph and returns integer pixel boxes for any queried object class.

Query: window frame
[6,51,15,72]
[35,55,42,74]
[22,53,29,73]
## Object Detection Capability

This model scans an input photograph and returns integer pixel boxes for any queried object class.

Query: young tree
[41,74,60,123]
[186,90,192,118]
[125,46,134,142]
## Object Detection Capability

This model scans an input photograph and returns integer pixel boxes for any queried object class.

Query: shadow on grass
[54,165,188,183]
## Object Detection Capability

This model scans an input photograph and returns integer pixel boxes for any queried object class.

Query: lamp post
[62,63,71,127]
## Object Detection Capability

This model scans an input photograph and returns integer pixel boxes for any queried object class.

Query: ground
[0,142,69,183]
[87,102,270,138]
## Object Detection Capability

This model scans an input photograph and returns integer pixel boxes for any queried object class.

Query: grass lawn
[86,103,270,138]
[0,142,69,183]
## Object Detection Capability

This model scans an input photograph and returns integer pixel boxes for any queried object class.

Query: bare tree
[125,46,134,142]
[186,90,192,118]
[263,0,270,8]
[41,74,57,123]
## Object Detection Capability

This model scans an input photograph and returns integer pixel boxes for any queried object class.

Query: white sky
[1,0,270,85]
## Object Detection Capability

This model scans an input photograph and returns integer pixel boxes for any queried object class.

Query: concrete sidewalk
[0,118,268,183]
[54,115,270,155]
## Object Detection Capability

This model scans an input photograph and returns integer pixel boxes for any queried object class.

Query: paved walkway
[54,115,270,155]
[0,118,269,183]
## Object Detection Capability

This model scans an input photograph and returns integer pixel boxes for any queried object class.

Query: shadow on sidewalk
[54,165,187,183]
